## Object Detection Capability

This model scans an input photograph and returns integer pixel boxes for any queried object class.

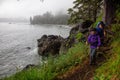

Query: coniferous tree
[68,0,103,24]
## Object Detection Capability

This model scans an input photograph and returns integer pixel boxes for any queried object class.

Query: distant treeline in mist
[30,12,70,25]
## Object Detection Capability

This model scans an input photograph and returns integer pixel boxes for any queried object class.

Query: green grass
[94,38,120,80]
[3,42,88,80]
[75,32,83,41]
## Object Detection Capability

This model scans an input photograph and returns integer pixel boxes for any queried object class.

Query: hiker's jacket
[96,27,104,38]
[88,34,101,49]
[96,22,105,38]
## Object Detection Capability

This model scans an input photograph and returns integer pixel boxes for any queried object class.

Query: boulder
[26,47,31,50]
[23,64,36,70]
[37,35,64,56]
[70,20,93,35]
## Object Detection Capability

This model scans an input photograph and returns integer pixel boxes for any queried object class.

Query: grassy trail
[56,40,112,80]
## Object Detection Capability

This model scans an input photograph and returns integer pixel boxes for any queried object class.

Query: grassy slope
[2,42,88,80]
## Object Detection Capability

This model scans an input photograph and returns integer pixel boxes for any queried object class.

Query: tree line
[68,0,120,25]
[68,0,103,24]
[30,12,69,25]
[30,0,120,25]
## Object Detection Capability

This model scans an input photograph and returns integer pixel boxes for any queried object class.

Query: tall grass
[94,37,120,80]
[3,42,88,80]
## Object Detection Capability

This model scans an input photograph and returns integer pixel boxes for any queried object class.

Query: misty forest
[0,0,120,80]
[30,12,69,25]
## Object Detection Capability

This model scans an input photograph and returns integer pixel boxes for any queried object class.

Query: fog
[0,0,74,19]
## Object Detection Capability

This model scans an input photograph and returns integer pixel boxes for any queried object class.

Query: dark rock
[70,20,93,35]
[81,20,93,29]
[23,64,36,70]
[60,20,93,53]
[59,37,75,54]
[26,47,31,50]
[70,24,80,35]
[37,35,64,56]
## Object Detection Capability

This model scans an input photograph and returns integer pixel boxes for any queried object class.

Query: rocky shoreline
[37,20,93,56]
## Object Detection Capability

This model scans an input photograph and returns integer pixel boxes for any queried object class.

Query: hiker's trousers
[90,48,97,64]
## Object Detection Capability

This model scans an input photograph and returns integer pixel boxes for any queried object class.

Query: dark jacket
[96,22,105,38]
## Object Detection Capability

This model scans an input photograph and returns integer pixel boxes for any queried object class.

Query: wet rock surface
[37,35,64,56]
[23,64,37,70]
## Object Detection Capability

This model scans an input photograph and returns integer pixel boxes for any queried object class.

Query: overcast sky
[0,0,74,19]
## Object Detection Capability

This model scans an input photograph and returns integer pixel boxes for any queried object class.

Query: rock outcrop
[37,35,64,56]
[60,20,93,54]
[37,20,93,56]
[70,20,93,35]
[23,64,36,70]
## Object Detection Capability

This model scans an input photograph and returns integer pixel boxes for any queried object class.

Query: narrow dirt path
[56,45,112,80]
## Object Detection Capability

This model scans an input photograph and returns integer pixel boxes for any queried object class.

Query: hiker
[96,21,106,45]
[87,28,101,65]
